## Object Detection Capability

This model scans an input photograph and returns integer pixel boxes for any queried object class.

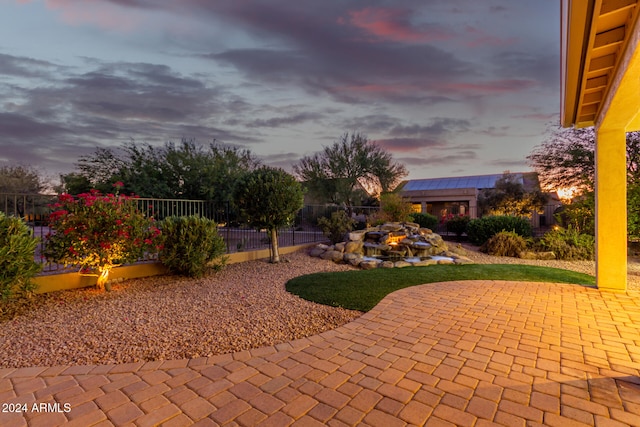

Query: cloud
[463,26,517,48]
[373,117,471,152]
[0,56,259,175]
[259,152,302,171]
[492,50,560,90]
[397,150,478,166]
[343,7,453,43]
[487,158,529,168]
[441,79,537,96]
[15,0,156,31]
[0,112,68,139]
[0,53,61,78]
[247,112,324,128]
[389,117,471,137]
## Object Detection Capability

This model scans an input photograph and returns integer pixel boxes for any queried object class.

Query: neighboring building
[397,172,560,228]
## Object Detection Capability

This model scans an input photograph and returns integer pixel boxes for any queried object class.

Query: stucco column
[595,127,627,291]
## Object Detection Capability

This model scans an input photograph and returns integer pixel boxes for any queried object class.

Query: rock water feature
[309,222,473,269]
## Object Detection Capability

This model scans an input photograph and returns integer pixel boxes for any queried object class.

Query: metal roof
[401,173,524,192]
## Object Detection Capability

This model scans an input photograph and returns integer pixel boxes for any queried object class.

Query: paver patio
[1,280,639,426]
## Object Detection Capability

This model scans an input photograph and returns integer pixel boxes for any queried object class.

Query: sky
[0,0,560,185]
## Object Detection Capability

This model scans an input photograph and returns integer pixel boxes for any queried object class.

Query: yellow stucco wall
[33,244,316,295]
[594,128,627,291]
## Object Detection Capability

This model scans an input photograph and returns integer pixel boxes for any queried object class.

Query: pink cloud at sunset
[16,0,145,31]
[0,0,561,181]
[463,26,517,48]
[343,7,452,43]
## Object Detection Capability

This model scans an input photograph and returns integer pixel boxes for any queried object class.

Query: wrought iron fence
[2,192,565,273]
[1,193,374,272]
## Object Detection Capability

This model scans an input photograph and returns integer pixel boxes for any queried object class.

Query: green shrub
[410,212,438,230]
[318,210,355,244]
[535,227,594,260]
[445,215,470,237]
[0,212,41,299]
[554,195,594,235]
[379,193,413,222]
[467,215,533,246]
[481,231,529,257]
[159,216,227,277]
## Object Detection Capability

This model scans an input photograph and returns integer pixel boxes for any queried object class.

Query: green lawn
[285,264,595,312]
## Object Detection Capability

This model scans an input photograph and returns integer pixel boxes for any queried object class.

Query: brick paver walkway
[1,280,639,426]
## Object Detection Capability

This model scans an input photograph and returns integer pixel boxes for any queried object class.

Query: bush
[535,227,594,260]
[445,215,470,237]
[159,216,227,277]
[0,212,41,299]
[318,210,355,244]
[467,215,533,246]
[481,231,529,257]
[410,212,438,230]
[554,194,594,235]
[44,187,161,290]
[379,193,413,223]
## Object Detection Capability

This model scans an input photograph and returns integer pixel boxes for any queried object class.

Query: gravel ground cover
[1,246,638,368]
[0,252,360,368]
[457,242,640,290]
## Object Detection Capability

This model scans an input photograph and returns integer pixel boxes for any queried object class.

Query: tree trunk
[270,228,280,263]
[97,267,111,291]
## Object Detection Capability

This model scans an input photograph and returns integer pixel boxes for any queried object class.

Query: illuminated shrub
[44,184,161,290]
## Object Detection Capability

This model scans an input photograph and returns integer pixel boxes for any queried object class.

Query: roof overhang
[561,0,640,129]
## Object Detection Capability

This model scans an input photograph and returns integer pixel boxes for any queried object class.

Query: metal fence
[1,193,348,273]
[2,192,565,273]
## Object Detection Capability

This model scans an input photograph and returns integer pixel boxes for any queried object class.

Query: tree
[478,172,548,217]
[0,165,45,194]
[528,127,640,237]
[379,193,414,223]
[234,167,304,263]
[59,172,93,195]
[62,139,259,203]
[527,126,640,192]
[293,133,407,214]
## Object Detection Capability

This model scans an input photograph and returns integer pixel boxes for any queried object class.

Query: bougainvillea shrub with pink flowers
[44,183,162,290]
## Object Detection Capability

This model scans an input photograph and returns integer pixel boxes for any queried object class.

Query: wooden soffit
[561,0,640,128]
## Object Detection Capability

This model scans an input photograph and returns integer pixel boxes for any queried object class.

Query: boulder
[320,250,344,262]
[360,260,380,270]
[393,261,412,268]
[518,251,538,260]
[380,223,403,232]
[536,251,556,260]
[309,247,326,257]
[413,259,438,266]
[380,261,395,268]
[348,230,366,241]
[348,257,363,267]
[334,242,346,253]
[345,241,364,254]
[343,252,363,263]
[447,244,468,256]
